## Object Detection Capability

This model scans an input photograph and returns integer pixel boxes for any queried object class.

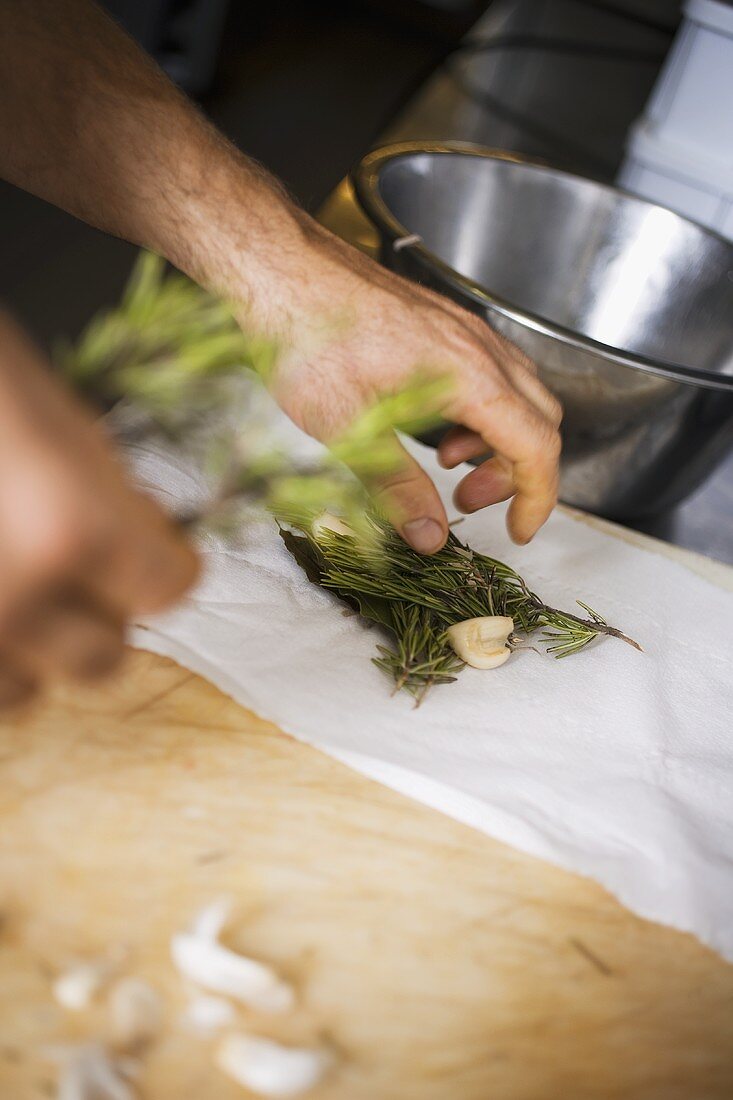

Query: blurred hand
[0,311,198,708]
[255,226,563,555]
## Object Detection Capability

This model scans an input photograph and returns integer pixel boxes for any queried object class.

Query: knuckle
[446,317,489,359]
[523,424,561,467]
[532,433,562,466]
[378,469,422,494]
[486,385,519,412]
[375,471,436,515]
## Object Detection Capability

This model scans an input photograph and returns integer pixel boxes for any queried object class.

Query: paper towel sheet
[127,427,733,961]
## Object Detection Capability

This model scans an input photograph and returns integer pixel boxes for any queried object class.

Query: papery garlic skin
[47,1042,136,1100]
[171,900,294,1013]
[215,1034,331,1098]
[446,616,514,670]
[311,511,352,539]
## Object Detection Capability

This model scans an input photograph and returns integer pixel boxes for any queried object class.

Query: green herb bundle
[281,513,640,704]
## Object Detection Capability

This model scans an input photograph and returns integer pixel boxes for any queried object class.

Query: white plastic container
[618,0,733,239]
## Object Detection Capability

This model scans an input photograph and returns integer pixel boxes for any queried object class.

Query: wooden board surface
[1,645,732,1100]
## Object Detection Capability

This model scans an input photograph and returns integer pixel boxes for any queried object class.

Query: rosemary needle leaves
[281,513,641,704]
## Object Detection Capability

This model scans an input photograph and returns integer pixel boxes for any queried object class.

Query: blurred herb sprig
[56,251,449,536]
[282,514,641,704]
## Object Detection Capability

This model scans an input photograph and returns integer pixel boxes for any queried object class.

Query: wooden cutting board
[1,511,732,1100]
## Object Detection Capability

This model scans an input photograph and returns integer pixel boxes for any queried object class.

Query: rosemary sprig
[280,512,640,703]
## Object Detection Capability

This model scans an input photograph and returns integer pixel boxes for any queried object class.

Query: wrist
[152,139,316,329]
[153,138,374,348]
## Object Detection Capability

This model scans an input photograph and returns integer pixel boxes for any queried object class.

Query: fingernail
[403,518,445,554]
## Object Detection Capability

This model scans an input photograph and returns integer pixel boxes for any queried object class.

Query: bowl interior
[376,152,733,376]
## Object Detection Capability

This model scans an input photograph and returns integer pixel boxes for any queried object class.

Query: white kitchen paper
[127,419,733,961]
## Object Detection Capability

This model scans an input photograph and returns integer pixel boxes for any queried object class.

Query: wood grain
[1,647,731,1099]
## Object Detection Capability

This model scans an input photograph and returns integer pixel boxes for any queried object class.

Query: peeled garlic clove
[311,511,352,539]
[53,962,108,1011]
[171,900,294,1013]
[171,932,293,1013]
[181,994,237,1035]
[215,1034,332,1098]
[446,616,514,670]
[108,978,162,1049]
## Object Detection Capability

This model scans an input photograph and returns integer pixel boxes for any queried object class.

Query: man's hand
[0,312,198,706]
[0,0,562,563]
[239,224,563,554]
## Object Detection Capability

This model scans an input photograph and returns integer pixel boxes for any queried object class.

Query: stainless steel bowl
[352,141,733,519]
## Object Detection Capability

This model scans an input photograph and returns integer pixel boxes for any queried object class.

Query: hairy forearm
[0,2,562,551]
[0,0,313,320]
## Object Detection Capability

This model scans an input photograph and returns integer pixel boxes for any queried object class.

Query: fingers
[79,493,200,618]
[370,435,448,554]
[4,591,125,683]
[453,455,515,513]
[506,453,560,543]
[0,312,200,710]
[438,388,560,537]
[0,493,196,710]
[428,318,562,542]
[0,475,198,632]
[438,426,487,469]
[0,591,126,712]
[450,382,561,544]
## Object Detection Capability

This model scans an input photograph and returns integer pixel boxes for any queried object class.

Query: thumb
[369,435,448,555]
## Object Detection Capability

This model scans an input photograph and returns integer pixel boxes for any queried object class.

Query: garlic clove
[311,511,352,539]
[108,978,162,1050]
[446,616,514,670]
[181,993,237,1035]
[171,900,294,1013]
[171,932,294,1012]
[53,962,109,1012]
[215,1034,332,1098]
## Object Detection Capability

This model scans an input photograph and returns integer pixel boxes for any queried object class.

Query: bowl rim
[352,140,733,393]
